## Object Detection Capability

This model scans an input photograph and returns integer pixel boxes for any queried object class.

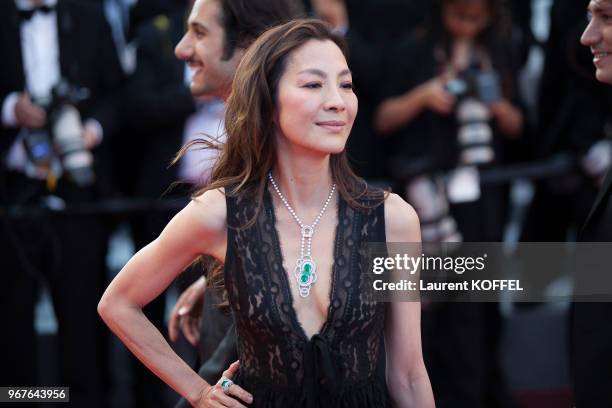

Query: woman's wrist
[188,382,211,407]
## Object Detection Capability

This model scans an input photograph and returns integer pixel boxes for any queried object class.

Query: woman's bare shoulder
[189,187,227,228]
[384,193,421,243]
[164,187,227,259]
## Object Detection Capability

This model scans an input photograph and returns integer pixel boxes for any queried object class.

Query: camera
[24,79,94,186]
[456,98,495,165]
[22,128,53,170]
[444,67,502,104]
[445,67,501,166]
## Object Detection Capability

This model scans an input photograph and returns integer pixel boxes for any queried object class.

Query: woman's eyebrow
[297,68,352,77]
[298,68,326,77]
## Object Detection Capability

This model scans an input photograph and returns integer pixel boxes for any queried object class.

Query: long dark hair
[177,19,386,287]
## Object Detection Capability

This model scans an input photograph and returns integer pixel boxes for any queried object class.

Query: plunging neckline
[264,187,342,343]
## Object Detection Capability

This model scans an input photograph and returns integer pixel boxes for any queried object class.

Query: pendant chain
[268,172,336,297]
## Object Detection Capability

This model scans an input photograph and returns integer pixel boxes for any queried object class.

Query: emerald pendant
[295,257,317,298]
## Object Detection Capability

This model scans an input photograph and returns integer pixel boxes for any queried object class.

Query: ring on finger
[218,376,233,395]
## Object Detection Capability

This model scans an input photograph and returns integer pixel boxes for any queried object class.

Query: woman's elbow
[97,290,131,324]
[97,292,115,323]
[388,370,414,393]
[387,364,433,407]
[388,360,428,391]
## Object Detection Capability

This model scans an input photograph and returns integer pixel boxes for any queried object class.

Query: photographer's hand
[418,76,456,115]
[489,98,523,138]
[582,140,612,187]
[15,93,46,128]
[82,120,103,150]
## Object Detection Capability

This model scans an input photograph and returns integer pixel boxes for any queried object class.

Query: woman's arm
[384,194,435,408]
[98,189,250,406]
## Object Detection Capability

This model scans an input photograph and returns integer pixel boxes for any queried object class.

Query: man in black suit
[521,0,609,245]
[573,1,612,406]
[0,0,123,405]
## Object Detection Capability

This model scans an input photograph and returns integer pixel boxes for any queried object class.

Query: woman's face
[274,39,357,156]
[442,0,491,41]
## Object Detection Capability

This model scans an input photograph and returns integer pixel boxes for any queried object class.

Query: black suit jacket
[0,0,124,198]
[581,170,612,242]
[117,9,196,198]
[573,98,612,407]
[580,88,612,241]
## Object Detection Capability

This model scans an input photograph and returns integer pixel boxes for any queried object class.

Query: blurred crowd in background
[1,0,610,407]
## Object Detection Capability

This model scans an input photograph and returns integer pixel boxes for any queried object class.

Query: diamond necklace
[268,172,336,298]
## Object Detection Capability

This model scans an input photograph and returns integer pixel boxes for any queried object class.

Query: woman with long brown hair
[98,19,434,407]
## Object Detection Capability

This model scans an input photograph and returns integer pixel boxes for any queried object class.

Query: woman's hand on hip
[194,361,253,407]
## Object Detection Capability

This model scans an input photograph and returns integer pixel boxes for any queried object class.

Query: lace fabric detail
[223,186,388,406]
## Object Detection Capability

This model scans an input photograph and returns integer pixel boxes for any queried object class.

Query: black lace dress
[223,187,390,408]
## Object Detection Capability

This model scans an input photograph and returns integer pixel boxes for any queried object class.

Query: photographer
[0,0,123,405]
[375,0,523,245]
[374,0,524,406]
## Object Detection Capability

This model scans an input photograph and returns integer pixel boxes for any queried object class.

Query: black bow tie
[18,5,55,22]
